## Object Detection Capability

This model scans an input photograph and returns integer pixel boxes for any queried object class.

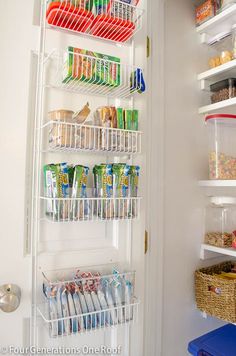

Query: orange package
[195,0,215,26]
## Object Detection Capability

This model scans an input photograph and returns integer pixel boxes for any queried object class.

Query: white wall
[149,0,227,355]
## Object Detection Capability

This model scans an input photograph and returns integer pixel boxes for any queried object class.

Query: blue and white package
[78,292,91,329]
[97,289,110,326]
[102,279,117,325]
[61,289,70,335]
[73,292,85,332]
[124,281,133,321]
[91,291,105,327]
[111,279,123,323]
[56,286,65,335]
[67,292,78,334]
[84,291,97,329]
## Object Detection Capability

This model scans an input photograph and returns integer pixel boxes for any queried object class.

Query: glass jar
[205,114,236,179]
[204,197,236,247]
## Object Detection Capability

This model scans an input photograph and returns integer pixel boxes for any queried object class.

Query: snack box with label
[63,47,121,88]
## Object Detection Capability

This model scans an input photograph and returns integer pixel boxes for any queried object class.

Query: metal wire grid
[48,49,144,99]
[37,299,139,338]
[41,196,141,222]
[45,0,144,44]
[43,121,142,154]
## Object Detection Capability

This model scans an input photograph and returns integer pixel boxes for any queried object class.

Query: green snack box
[117,108,124,129]
[132,110,139,131]
[63,47,121,88]
[124,110,132,130]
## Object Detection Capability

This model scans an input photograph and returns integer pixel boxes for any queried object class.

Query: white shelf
[43,121,142,155]
[198,59,236,87]
[198,180,236,187]
[198,97,236,114]
[200,243,236,260]
[196,4,236,43]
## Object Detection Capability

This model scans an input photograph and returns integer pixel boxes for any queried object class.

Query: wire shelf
[41,195,141,222]
[38,266,139,338]
[45,0,144,44]
[43,120,142,154]
[48,48,145,99]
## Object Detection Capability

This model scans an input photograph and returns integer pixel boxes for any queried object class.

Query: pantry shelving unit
[196,4,236,43]
[196,4,236,325]
[31,0,145,348]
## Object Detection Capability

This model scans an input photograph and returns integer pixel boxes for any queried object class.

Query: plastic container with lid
[210,78,236,103]
[188,324,236,356]
[204,197,236,248]
[208,32,233,69]
[205,114,236,179]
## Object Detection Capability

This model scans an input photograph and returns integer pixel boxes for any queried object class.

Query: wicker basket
[195,261,236,323]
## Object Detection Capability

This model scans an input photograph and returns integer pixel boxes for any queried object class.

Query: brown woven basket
[195,261,236,323]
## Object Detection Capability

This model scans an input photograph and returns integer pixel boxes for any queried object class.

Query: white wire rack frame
[38,267,139,338]
[37,299,139,338]
[43,120,142,154]
[41,195,141,222]
[45,0,144,44]
[47,49,145,99]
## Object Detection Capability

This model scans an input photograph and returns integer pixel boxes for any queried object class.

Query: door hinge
[145,230,148,254]
[147,36,150,58]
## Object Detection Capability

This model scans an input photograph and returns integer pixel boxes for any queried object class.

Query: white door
[0,1,147,355]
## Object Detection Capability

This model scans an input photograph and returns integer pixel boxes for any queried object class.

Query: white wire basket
[43,120,142,154]
[48,48,145,99]
[37,266,139,337]
[41,195,141,222]
[45,0,144,44]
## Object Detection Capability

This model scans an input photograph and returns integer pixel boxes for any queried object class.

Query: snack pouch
[79,292,91,329]
[71,165,90,220]
[56,286,65,335]
[45,286,58,337]
[73,292,85,332]
[129,165,140,217]
[93,164,113,219]
[61,289,71,335]
[56,163,70,221]
[113,164,130,218]
[44,164,58,217]
[67,291,78,333]
[102,279,117,325]
[91,291,105,327]
[97,289,111,325]
[111,279,124,323]
[84,291,97,328]
[94,0,112,14]
[63,47,120,88]
[124,281,133,321]
[130,68,145,93]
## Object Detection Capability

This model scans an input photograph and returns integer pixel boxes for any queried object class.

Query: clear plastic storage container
[204,197,236,247]
[210,78,236,103]
[208,32,233,69]
[205,114,236,179]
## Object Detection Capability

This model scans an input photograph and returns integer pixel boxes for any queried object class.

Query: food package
[43,163,69,220]
[78,292,91,329]
[84,291,97,328]
[91,291,105,326]
[124,281,133,321]
[129,165,140,217]
[63,47,120,88]
[47,0,94,11]
[130,68,146,93]
[94,106,117,151]
[71,165,90,220]
[56,286,65,336]
[46,286,58,338]
[61,289,71,335]
[112,163,130,218]
[110,279,123,323]
[73,291,85,332]
[93,164,114,219]
[102,279,117,325]
[195,0,216,26]
[67,291,78,333]
[97,289,111,325]
[73,102,91,124]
